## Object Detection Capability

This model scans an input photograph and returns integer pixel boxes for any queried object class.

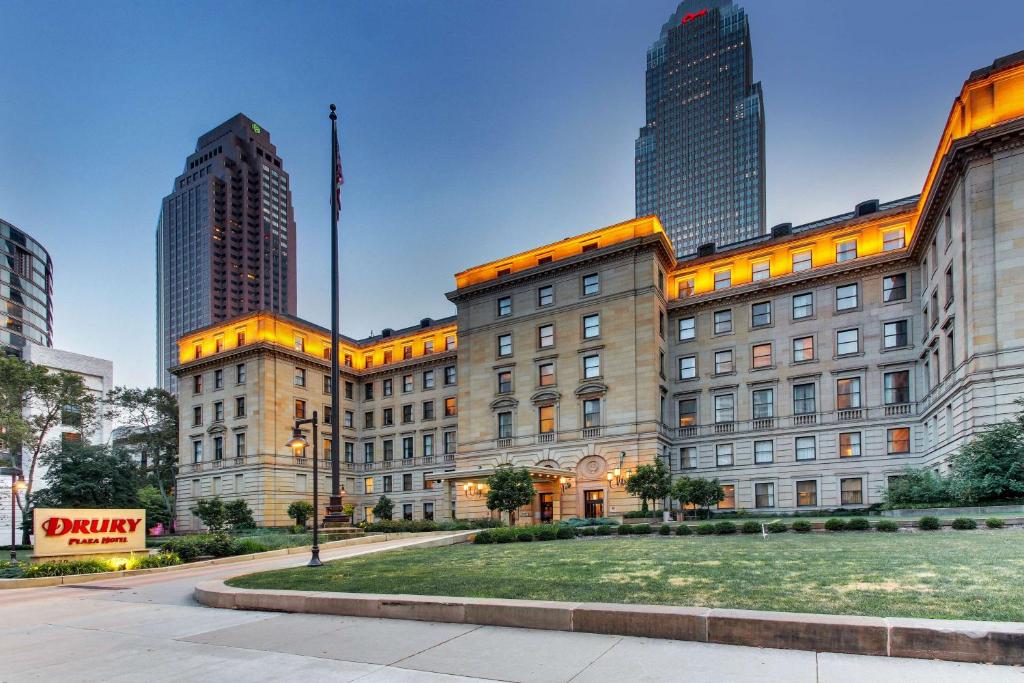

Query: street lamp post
[286,411,323,567]
[9,470,25,563]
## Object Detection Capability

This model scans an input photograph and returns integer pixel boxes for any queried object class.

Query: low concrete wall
[194,581,1024,666]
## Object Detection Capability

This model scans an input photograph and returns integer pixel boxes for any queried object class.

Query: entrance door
[584,490,604,518]
[539,493,553,522]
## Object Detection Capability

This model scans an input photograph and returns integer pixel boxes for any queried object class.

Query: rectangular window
[498,411,513,439]
[446,335,456,351]
[383,378,393,396]
[680,446,697,469]
[213,401,224,422]
[882,228,905,251]
[714,350,733,374]
[751,260,770,282]
[364,443,375,464]
[714,394,735,423]
[836,283,859,311]
[364,382,374,400]
[752,343,772,369]
[583,314,600,339]
[718,485,736,510]
[538,324,555,348]
[344,354,353,367]
[444,397,457,417]
[945,267,954,306]
[839,432,862,457]
[792,293,813,319]
[882,273,907,302]
[498,334,512,357]
[884,370,910,404]
[192,440,203,463]
[538,405,555,433]
[836,239,857,262]
[401,404,413,423]
[214,369,224,389]
[755,482,775,508]
[714,309,732,334]
[403,375,413,393]
[678,355,696,380]
[423,503,434,521]
[538,285,553,306]
[383,440,394,461]
[677,277,695,298]
[498,370,513,393]
[423,434,434,457]
[795,436,816,461]
[716,443,734,467]
[752,388,774,419]
[796,480,817,507]
[792,250,812,272]
[423,370,435,389]
[583,354,601,379]
[403,473,413,492]
[235,432,246,458]
[836,328,860,355]
[403,346,413,360]
[583,273,600,295]
[294,400,307,419]
[754,440,774,464]
[883,320,909,349]
[678,317,695,341]
[236,364,246,384]
[792,336,814,362]
[364,476,374,494]
[345,381,354,399]
[443,366,456,386]
[887,427,911,454]
[294,336,305,352]
[714,269,731,290]
[583,399,601,428]
[538,362,555,387]
[383,350,393,365]
[423,340,434,355]
[344,442,354,463]
[751,301,772,327]
[422,401,435,420]
[836,378,861,409]
[364,411,374,429]
[840,478,863,505]
[236,331,246,346]
[324,376,333,394]
[382,407,393,426]
[946,330,955,373]
[344,410,354,428]
[678,398,697,427]
[444,431,456,454]
[497,296,512,317]
[193,374,203,394]
[793,383,816,414]
[402,436,414,459]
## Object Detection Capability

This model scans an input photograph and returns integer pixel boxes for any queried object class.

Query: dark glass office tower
[636,0,765,256]
[156,114,297,391]
[0,218,53,355]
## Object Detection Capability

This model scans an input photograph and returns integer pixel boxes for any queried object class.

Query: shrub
[468,518,505,529]
[372,496,395,521]
[556,526,575,539]
[473,530,493,544]
[917,516,941,531]
[875,519,899,532]
[617,524,634,535]
[596,524,612,536]
[676,524,693,536]
[951,517,977,530]
[695,523,715,535]
[713,521,737,535]
[535,526,557,541]
[134,552,182,569]
[846,517,871,531]
[824,518,847,532]
[766,521,788,533]
[224,499,256,530]
[580,527,597,536]
[190,498,227,531]
[623,510,655,519]
[884,467,949,506]
[287,501,315,529]
[22,559,114,578]
[659,523,671,536]
[232,538,270,555]
[363,519,439,533]
[986,517,1005,529]
[490,528,515,543]
[515,530,535,542]
[633,524,652,535]
[741,521,761,534]
[791,520,813,533]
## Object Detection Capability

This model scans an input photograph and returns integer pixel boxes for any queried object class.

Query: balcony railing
[837,409,863,421]
[751,417,776,431]
[581,426,602,439]
[537,432,555,444]
[496,437,514,448]
[793,414,817,426]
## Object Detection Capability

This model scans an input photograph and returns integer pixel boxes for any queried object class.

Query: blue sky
[2,0,1023,388]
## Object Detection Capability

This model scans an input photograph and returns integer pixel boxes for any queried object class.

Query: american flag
[332,120,344,221]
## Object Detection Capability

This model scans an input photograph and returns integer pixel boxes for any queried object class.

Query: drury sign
[33,508,146,558]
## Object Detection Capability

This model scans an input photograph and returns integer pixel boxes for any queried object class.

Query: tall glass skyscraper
[156,114,297,391]
[635,0,765,256]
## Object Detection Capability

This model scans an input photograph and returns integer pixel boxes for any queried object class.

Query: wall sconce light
[560,476,572,492]
[607,467,629,487]
[463,482,486,498]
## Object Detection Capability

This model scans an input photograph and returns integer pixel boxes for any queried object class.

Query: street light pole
[286,412,323,567]
[9,471,24,563]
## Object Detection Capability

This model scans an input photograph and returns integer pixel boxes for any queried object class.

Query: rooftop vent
[419,318,432,328]
[854,199,880,217]
[771,223,793,237]
[381,328,393,338]
[696,242,716,258]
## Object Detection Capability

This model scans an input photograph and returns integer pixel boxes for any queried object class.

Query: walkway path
[1,535,1020,682]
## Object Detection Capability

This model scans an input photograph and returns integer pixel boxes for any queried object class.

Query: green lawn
[228,531,1024,621]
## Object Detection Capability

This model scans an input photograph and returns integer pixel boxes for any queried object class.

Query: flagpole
[327,103,344,525]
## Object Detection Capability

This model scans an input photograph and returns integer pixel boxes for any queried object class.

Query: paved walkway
[1,535,1021,682]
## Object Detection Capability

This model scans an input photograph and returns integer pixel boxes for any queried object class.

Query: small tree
[32,441,140,510]
[947,416,1024,504]
[372,495,394,520]
[486,467,535,526]
[224,499,256,530]
[625,458,671,515]
[287,500,315,529]
[676,477,724,520]
[138,485,172,528]
[884,467,949,506]
[191,498,226,531]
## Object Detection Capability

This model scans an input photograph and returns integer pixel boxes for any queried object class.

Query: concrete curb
[0,531,470,590]
[194,581,1024,666]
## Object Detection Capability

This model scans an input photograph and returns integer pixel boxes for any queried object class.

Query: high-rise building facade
[156,114,297,392]
[636,0,766,257]
[0,218,53,355]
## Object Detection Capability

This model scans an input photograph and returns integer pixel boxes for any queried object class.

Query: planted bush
[951,517,977,530]
[535,526,558,541]
[695,523,715,535]
[22,559,115,578]
[515,530,535,542]
[917,516,941,531]
[824,518,847,532]
[766,521,788,533]
[134,553,182,569]
[791,520,812,533]
[490,528,515,543]
[473,530,494,544]
[845,517,870,531]
[580,527,597,536]
[741,521,761,534]
[617,524,634,535]
[633,524,652,535]
[675,524,693,536]
[556,526,575,539]
[232,539,270,555]
[713,521,737,535]
[596,524,613,536]
[875,519,899,532]
[659,523,671,536]
[986,517,1005,529]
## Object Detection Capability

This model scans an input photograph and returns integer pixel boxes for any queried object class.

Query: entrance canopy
[431,465,576,485]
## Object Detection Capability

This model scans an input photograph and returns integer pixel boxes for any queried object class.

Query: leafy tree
[138,485,172,527]
[486,467,535,526]
[190,498,226,531]
[625,458,671,515]
[884,467,949,506]
[947,415,1024,504]
[372,495,394,521]
[31,441,140,510]
[673,477,724,520]
[287,500,315,529]
[224,499,256,529]
[105,387,179,528]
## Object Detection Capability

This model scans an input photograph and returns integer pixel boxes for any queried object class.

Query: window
[796,480,817,507]
[946,330,955,373]
[839,432,862,457]
[836,378,861,409]
[446,335,456,351]
[714,394,734,423]
[716,443,734,467]
[443,366,456,386]
[383,350,393,365]
[383,378,393,396]
[678,317,695,341]
[423,434,434,457]
[423,339,434,355]
[192,405,203,427]
[403,503,413,521]
[444,431,456,454]
[677,277,695,298]
[538,285,553,306]
[498,411,513,439]
[401,404,413,423]
[678,398,697,426]
[235,432,246,458]
[582,314,600,339]
[423,370,435,390]
[497,296,512,317]
[751,260,770,282]
[714,350,733,374]
[713,269,731,290]
[792,293,813,319]
[382,407,393,426]
[944,209,953,246]
[211,401,223,422]
[840,478,863,505]
[795,436,816,461]
[423,502,434,521]
[364,476,374,493]
[402,436,414,459]
[344,442,354,463]
[752,389,774,419]
[324,376,333,394]
[344,354,353,367]
[714,309,732,334]
[836,283,859,311]
[754,440,774,464]
[402,346,412,360]
[383,440,394,462]
[364,443,375,464]
[718,484,736,510]
[422,401,435,420]
[680,446,697,468]
[193,375,203,394]
[659,311,666,339]
[888,427,910,454]
[498,334,512,357]
[538,405,555,433]
[836,239,857,262]
[752,343,772,369]
[583,273,600,295]
[344,410,354,428]
[364,411,374,429]
[403,375,413,393]
[345,381,354,399]
[237,331,246,346]
[792,250,812,272]
[192,440,202,463]
[583,399,601,428]
[194,344,202,360]
[945,267,954,306]
[793,383,815,414]
[583,354,600,379]
[214,369,224,390]
[294,336,305,352]
[538,324,554,348]
[751,301,772,327]
[538,363,555,386]
[678,355,696,379]
[755,482,775,508]
[882,228,905,251]
[292,367,306,387]
[792,336,814,362]
[364,382,374,400]
[883,320,909,349]
[836,328,860,355]
[880,272,907,303]
[236,363,246,384]
[444,397,457,417]
[498,370,513,393]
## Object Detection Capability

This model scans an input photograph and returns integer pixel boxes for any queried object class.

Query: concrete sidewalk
[1,535,1021,682]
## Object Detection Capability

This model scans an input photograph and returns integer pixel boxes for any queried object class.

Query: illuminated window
[583,354,600,379]
[295,399,306,419]
[383,350,393,364]
[792,293,813,319]
[795,436,816,461]
[538,405,555,433]
[752,343,772,368]
[714,309,732,334]
[364,476,374,493]
[841,478,863,505]
[792,250,812,272]
[403,345,412,360]
[751,301,771,326]
[538,285,553,306]
[538,362,555,387]
[497,296,512,317]
[836,328,859,355]
[583,314,600,339]
[678,398,697,427]
[444,397,457,417]
[678,316,695,341]
[718,484,736,509]
[713,269,731,290]
[836,378,861,409]
[423,339,434,355]
[582,273,600,296]
[836,239,857,262]
[887,427,910,454]
[446,335,456,351]
[498,370,512,393]
[714,350,733,374]
[677,277,695,298]
[839,432,862,457]
[883,320,909,349]
[716,443,734,467]
[755,482,775,507]
[836,283,859,311]
[294,335,305,352]
[678,355,696,379]
[751,260,770,281]
[796,480,817,507]
[538,324,555,348]
[883,228,905,251]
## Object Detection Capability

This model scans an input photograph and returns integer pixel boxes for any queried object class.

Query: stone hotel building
[174,53,1024,528]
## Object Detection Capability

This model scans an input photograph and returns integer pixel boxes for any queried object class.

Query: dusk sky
[2,0,1023,389]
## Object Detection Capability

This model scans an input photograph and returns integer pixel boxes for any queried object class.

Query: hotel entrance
[539,493,554,522]
[584,490,604,518]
